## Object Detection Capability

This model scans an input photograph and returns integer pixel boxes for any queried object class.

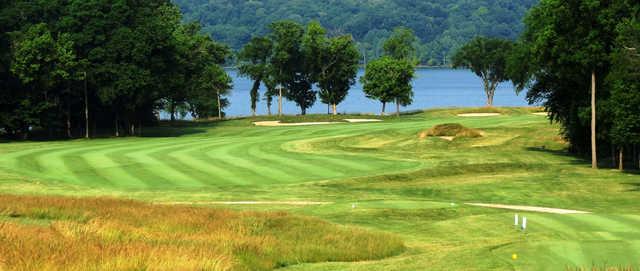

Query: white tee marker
[514,214,519,226]
[522,216,527,231]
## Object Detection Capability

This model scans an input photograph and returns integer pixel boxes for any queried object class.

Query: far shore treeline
[1,0,639,169]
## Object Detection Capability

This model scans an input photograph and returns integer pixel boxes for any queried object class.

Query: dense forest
[172,0,538,65]
[0,0,231,139]
[509,0,639,169]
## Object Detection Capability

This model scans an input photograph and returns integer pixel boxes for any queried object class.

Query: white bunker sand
[253,121,337,126]
[457,113,501,117]
[344,119,382,123]
[254,119,381,126]
[465,203,590,214]
[532,112,549,116]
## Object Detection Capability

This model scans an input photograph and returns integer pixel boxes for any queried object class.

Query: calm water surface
[223,68,530,117]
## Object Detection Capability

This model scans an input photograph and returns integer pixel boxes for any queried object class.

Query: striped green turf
[1,108,640,270]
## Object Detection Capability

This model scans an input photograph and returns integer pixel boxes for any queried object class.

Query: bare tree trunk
[84,72,89,139]
[633,144,640,169]
[395,98,400,116]
[619,146,624,171]
[267,98,272,116]
[483,79,492,106]
[612,144,617,168]
[381,101,386,116]
[66,109,72,138]
[332,103,337,115]
[130,123,135,136]
[250,79,260,117]
[170,101,176,122]
[114,113,119,137]
[278,87,282,117]
[591,71,598,169]
[217,89,222,119]
[489,88,495,106]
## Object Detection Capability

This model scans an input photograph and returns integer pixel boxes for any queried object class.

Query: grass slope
[0,195,402,270]
[1,107,639,270]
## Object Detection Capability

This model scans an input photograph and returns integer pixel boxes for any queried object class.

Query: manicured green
[1,107,639,270]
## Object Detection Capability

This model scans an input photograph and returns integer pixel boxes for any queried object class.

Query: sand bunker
[254,119,382,126]
[457,113,501,117]
[344,119,382,123]
[532,112,549,116]
[465,203,590,214]
[160,201,332,206]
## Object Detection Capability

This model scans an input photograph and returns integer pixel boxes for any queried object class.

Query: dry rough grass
[0,195,404,271]
[420,123,482,139]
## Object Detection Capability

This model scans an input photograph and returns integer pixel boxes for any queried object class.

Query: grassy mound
[422,123,482,139]
[0,195,404,271]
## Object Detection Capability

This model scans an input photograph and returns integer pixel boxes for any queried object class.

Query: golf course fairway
[1,107,639,270]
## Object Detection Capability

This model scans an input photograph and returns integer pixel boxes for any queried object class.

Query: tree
[607,18,640,170]
[318,35,360,115]
[238,36,272,116]
[508,0,638,168]
[263,74,277,116]
[452,37,513,107]
[189,64,232,119]
[11,23,78,138]
[269,20,322,115]
[282,21,325,115]
[360,56,415,116]
[0,0,234,139]
[268,20,304,116]
[172,0,538,65]
[383,27,418,61]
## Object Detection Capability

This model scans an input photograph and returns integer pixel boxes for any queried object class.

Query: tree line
[172,0,538,66]
[237,22,416,117]
[2,0,639,171]
[510,0,640,170]
[0,0,232,139]
[449,1,640,170]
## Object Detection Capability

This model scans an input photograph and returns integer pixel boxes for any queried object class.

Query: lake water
[226,68,530,117]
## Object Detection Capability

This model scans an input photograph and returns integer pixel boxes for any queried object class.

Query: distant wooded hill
[172,0,538,65]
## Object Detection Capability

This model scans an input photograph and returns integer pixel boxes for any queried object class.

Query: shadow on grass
[140,120,222,137]
[0,120,225,142]
[622,182,640,192]
[525,146,590,165]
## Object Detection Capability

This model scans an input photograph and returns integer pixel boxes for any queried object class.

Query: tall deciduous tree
[361,56,415,116]
[0,0,233,139]
[238,36,272,116]
[318,35,360,115]
[189,64,232,119]
[268,20,304,116]
[452,37,513,107]
[607,18,640,170]
[383,27,418,61]
[11,23,78,138]
[509,0,637,168]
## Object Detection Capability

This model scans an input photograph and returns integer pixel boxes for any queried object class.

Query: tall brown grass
[0,195,404,270]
